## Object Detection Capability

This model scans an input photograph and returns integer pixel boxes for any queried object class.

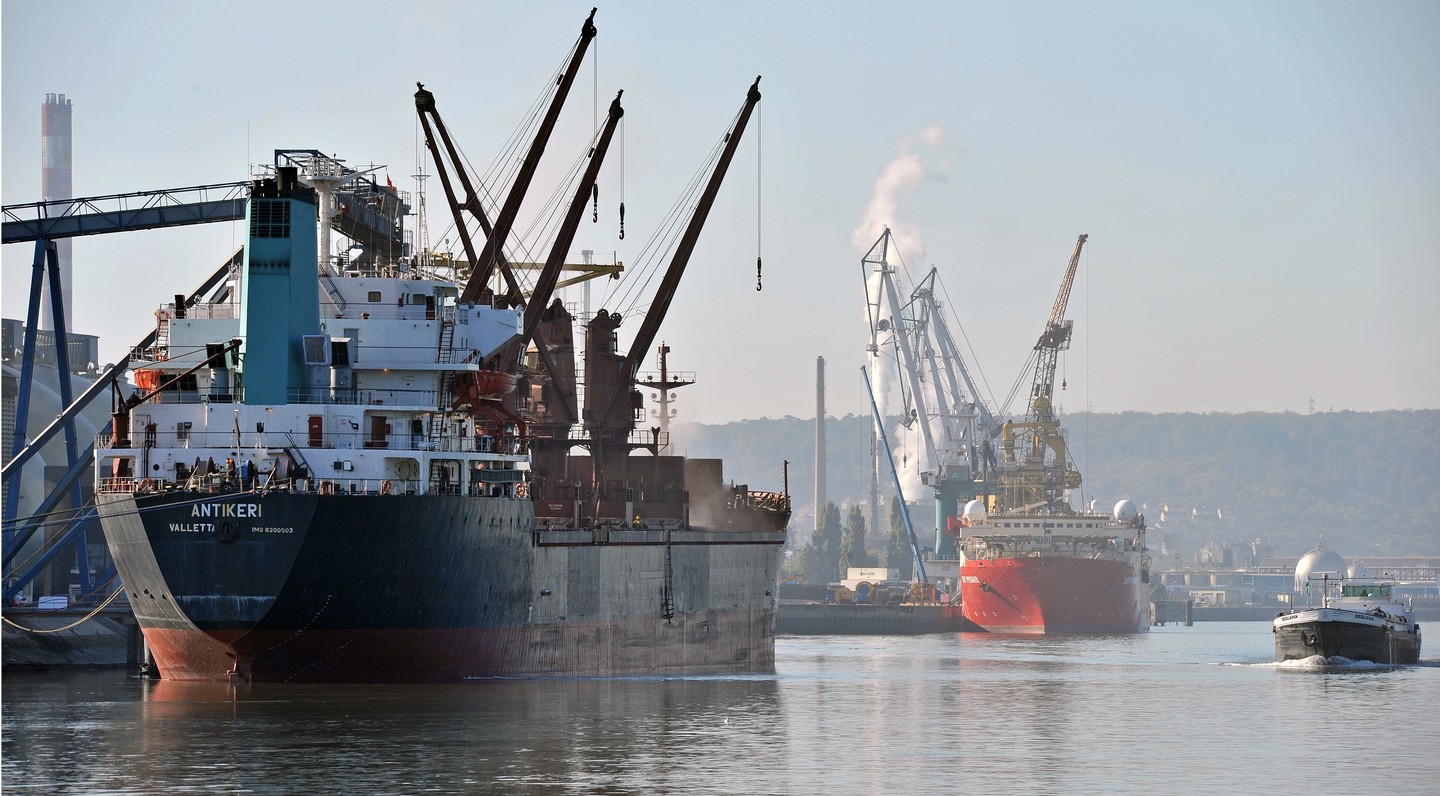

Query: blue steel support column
[4,239,50,525]
[3,438,100,571]
[43,239,91,593]
[862,366,929,585]
[3,507,99,603]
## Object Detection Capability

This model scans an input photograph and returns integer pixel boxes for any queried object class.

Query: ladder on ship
[431,319,456,451]
[154,315,169,356]
[427,412,448,452]
[436,317,454,364]
[428,458,456,495]
[661,527,676,621]
[320,272,346,313]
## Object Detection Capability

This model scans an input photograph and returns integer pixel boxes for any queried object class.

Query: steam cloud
[850,122,949,260]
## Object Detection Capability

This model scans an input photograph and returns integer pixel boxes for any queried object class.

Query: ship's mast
[641,343,692,444]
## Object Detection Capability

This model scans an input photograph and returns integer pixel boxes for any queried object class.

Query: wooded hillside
[670,410,1440,556]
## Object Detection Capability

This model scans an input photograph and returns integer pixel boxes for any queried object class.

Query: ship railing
[96,428,529,457]
[139,390,243,406]
[322,342,479,368]
[156,302,239,321]
[529,480,686,505]
[320,305,445,323]
[284,387,439,407]
[98,475,441,497]
[92,385,440,408]
[740,489,791,513]
[428,474,527,498]
[562,427,672,450]
[292,477,422,496]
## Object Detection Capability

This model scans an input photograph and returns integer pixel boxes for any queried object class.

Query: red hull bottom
[960,555,1147,634]
[142,610,775,683]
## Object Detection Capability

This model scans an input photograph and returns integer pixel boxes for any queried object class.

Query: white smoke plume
[850,122,949,259]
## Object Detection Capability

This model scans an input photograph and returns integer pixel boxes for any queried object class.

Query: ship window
[176,421,192,441]
[250,199,291,238]
[368,291,382,303]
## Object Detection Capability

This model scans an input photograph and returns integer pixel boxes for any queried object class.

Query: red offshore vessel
[957,501,1149,633]
[955,234,1149,633]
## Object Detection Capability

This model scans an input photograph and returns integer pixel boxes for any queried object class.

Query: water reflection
[7,628,1438,795]
[8,673,784,794]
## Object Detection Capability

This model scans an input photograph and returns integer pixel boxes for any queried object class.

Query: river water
[4,622,1438,794]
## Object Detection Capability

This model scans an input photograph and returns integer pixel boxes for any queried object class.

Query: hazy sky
[4,1,1438,423]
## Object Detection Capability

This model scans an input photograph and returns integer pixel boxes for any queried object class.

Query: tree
[780,524,809,580]
[804,501,844,583]
[886,499,913,580]
[841,505,875,572]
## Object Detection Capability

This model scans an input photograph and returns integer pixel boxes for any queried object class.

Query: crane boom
[413,7,597,305]
[521,90,623,345]
[464,7,598,305]
[621,76,762,375]
[1035,233,1087,351]
[1026,233,1087,418]
[591,76,763,433]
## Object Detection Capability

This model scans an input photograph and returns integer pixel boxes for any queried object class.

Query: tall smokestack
[40,93,74,331]
[814,356,826,532]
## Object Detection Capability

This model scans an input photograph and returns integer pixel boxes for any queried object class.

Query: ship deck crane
[588,76,764,443]
[413,9,601,429]
[999,233,1087,513]
[414,8,597,306]
[572,76,762,505]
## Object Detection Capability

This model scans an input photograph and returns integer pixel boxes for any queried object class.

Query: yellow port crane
[999,234,1087,513]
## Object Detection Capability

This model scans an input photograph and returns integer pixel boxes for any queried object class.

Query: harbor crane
[998,233,1087,513]
[861,228,998,559]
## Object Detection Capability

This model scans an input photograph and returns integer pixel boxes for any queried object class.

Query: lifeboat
[451,370,519,408]
[133,370,163,392]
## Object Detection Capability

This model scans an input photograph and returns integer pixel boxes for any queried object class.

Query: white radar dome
[1113,500,1138,523]
[963,500,987,525]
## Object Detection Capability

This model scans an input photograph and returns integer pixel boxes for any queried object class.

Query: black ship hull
[1273,612,1421,665]
[97,491,786,682]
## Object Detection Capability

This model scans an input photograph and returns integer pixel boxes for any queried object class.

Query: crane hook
[591,184,599,224]
[618,202,625,240]
[755,256,762,291]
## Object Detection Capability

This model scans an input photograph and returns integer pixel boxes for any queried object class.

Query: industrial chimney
[814,355,826,533]
[40,93,73,331]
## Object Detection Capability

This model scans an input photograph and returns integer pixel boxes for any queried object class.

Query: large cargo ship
[954,234,1149,634]
[93,15,788,682]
